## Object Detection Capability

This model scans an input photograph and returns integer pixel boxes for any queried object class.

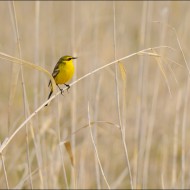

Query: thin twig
[152,21,190,75]
[88,103,111,189]
[1,154,9,189]
[11,1,33,188]
[112,1,133,189]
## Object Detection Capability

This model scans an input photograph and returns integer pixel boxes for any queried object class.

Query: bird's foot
[57,85,64,96]
[60,89,64,96]
[64,84,70,93]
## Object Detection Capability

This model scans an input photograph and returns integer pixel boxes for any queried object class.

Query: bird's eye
[68,58,72,61]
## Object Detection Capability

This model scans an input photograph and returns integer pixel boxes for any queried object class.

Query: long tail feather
[45,90,53,106]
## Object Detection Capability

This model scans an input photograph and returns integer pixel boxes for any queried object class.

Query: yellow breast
[54,61,74,85]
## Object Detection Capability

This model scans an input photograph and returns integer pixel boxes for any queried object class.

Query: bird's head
[60,55,77,62]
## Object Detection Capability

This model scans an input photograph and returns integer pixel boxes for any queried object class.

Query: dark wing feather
[52,62,60,78]
[48,61,61,86]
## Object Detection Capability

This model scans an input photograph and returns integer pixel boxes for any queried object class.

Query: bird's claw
[64,84,70,93]
[60,89,64,96]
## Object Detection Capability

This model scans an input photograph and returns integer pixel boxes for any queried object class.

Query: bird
[45,55,77,106]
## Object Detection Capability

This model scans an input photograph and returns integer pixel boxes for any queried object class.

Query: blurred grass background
[0,1,190,189]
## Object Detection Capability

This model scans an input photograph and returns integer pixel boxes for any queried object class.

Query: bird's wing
[52,63,60,78]
[48,62,60,87]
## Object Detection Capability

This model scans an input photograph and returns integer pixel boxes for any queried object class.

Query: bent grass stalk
[113,2,133,189]
[0,45,174,154]
[152,21,190,76]
[9,1,33,188]
[0,52,56,92]
[88,102,111,189]
[1,153,9,189]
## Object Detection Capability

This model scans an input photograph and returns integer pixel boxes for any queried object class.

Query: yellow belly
[54,62,74,84]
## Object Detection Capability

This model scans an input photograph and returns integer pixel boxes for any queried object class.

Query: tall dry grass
[0,1,190,189]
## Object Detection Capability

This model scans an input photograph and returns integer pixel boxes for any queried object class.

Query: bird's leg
[57,85,64,95]
[64,84,70,92]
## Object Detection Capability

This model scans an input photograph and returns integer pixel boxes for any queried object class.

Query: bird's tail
[45,90,53,106]
[45,80,53,106]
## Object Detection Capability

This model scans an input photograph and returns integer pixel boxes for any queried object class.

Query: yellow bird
[45,55,77,106]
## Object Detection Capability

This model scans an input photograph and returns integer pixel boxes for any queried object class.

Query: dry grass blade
[152,50,172,96]
[152,21,190,75]
[1,153,9,189]
[140,49,172,96]
[8,65,20,106]
[166,58,185,68]
[0,52,56,92]
[118,62,127,82]
[71,45,174,87]
[138,52,161,57]
[60,120,120,145]
[64,141,74,166]
[88,102,111,189]
[8,64,20,129]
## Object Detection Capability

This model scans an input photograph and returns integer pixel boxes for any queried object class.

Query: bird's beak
[72,57,77,59]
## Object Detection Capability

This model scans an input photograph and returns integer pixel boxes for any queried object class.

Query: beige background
[0,1,190,189]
